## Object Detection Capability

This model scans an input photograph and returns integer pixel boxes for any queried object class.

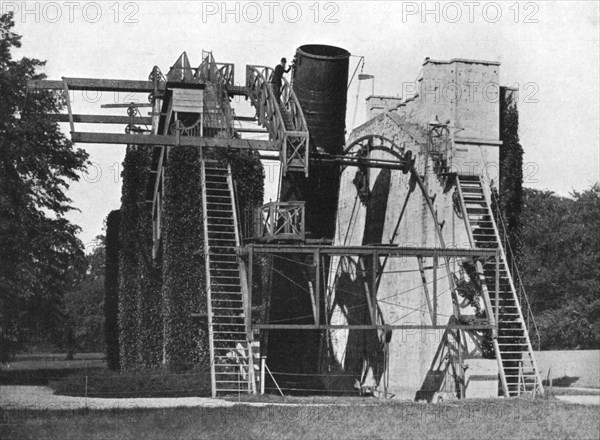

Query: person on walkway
[270,57,291,103]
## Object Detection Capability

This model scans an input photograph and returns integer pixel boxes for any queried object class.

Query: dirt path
[555,395,600,405]
[0,386,236,410]
[0,386,359,410]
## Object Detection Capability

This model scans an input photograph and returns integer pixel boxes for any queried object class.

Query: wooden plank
[244,244,497,258]
[225,85,248,96]
[254,324,495,330]
[49,114,152,125]
[70,132,278,151]
[27,78,160,93]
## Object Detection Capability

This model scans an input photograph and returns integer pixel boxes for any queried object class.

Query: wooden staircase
[278,102,294,130]
[201,159,254,397]
[456,174,543,396]
[245,65,309,176]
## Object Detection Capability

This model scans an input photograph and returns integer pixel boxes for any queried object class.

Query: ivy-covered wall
[499,87,524,260]
[160,147,264,369]
[217,149,265,228]
[104,209,120,370]
[117,142,264,372]
[161,145,207,369]
[118,145,162,370]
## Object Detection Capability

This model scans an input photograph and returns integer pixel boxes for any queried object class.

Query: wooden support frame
[28,78,159,93]
[243,245,498,331]
[49,114,153,125]
[433,255,439,326]
[70,132,277,150]
[252,201,305,242]
[246,65,309,176]
[242,245,497,258]
[254,324,495,330]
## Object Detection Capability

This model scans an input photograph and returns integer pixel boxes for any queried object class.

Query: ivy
[161,145,207,370]
[118,145,158,370]
[117,144,264,372]
[498,87,524,263]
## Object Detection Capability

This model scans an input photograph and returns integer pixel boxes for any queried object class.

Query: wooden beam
[49,114,152,125]
[253,324,495,330]
[28,78,161,93]
[236,128,268,133]
[70,132,278,151]
[226,85,249,96]
[244,244,497,258]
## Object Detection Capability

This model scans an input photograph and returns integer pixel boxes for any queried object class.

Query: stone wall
[323,58,503,399]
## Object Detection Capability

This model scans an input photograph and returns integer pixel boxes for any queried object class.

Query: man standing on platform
[270,57,291,103]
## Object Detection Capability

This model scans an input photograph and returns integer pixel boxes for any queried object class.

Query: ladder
[456,174,543,396]
[201,159,254,397]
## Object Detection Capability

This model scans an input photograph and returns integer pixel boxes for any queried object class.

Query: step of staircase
[202,160,252,397]
[457,174,542,397]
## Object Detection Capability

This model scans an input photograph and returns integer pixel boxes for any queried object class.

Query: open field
[536,350,600,389]
[1,397,599,440]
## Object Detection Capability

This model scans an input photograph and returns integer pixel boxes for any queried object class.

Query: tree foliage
[0,12,89,359]
[61,236,106,357]
[520,184,600,349]
[104,210,120,370]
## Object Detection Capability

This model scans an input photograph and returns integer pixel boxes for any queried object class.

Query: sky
[5,1,599,249]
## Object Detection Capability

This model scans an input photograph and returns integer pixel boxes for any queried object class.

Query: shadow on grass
[543,375,580,387]
[49,368,211,398]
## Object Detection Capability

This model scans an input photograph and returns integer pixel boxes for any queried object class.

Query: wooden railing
[251,201,305,242]
[196,52,234,137]
[246,65,309,176]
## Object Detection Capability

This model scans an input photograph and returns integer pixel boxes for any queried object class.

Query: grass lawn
[1,397,599,440]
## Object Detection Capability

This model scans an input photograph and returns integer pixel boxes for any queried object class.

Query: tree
[61,236,106,358]
[0,12,89,359]
[520,184,600,349]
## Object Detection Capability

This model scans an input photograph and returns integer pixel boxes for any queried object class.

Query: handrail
[490,189,541,352]
[251,65,308,134]
[245,65,286,142]
[474,260,509,396]
[253,201,305,242]
[196,52,234,137]
[481,181,544,394]
[200,159,217,398]
[455,176,476,247]
[246,65,310,176]
[227,164,255,392]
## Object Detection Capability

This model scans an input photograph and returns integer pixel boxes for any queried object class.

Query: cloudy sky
[6,1,599,248]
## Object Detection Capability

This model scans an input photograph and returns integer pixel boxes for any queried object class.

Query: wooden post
[314,249,320,325]
[495,249,500,325]
[61,78,75,133]
[247,247,253,340]
[260,356,266,395]
[433,253,438,326]
[372,251,378,325]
